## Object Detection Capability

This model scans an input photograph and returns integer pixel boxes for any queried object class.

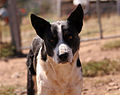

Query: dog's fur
[26,4,84,95]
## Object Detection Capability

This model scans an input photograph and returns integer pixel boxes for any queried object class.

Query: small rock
[83,88,88,91]
[85,57,92,62]
[108,82,116,86]
[87,49,92,53]
[107,85,120,91]
[82,92,87,95]
[11,72,20,78]
[107,87,112,91]
[14,88,27,95]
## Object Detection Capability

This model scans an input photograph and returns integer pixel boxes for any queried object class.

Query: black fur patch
[41,43,47,61]
[44,25,58,57]
[76,58,81,67]
[27,49,36,75]
[27,70,36,95]
[31,14,51,39]
[67,4,84,33]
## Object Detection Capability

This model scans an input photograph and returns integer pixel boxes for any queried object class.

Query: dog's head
[31,4,84,64]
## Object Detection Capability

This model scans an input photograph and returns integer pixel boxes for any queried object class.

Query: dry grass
[0,85,26,95]
[82,59,120,77]
[81,15,120,39]
[0,43,16,58]
[0,85,15,95]
[101,40,120,50]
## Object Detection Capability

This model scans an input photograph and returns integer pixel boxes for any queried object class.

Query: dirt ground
[0,38,120,95]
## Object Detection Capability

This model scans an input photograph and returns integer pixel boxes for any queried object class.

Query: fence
[80,0,120,42]
[0,0,120,50]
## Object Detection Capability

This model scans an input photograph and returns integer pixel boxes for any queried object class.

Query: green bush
[0,43,16,58]
[0,85,15,95]
[101,40,120,50]
[82,59,120,77]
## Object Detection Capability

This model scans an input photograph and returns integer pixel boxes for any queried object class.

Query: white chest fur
[36,50,82,95]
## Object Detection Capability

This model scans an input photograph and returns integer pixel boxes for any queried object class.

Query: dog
[26,4,84,95]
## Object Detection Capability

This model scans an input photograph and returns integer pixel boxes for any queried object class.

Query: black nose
[58,53,68,62]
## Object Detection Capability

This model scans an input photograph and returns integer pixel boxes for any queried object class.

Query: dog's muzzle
[58,52,68,63]
[58,44,70,63]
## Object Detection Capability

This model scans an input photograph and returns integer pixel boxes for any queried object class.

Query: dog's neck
[47,51,79,81]
[36,50,82,91]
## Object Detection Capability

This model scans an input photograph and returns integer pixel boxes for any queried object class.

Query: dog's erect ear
[30,14,51,39]
[67,4,84,33]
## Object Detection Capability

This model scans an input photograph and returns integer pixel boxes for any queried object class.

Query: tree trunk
[7,0,21,52]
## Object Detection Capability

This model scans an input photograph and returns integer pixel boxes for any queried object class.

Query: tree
[7,0,22,53]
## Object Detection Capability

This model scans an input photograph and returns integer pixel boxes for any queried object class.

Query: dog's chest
[36,57,82,95]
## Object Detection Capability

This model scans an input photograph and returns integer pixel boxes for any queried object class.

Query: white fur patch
[59,44,69,55]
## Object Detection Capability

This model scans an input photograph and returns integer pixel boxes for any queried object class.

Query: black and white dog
[26,4,84,95]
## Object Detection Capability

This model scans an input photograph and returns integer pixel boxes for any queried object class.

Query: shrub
[0,43,16,58]
[82,59,120,77]
[0,85,15,95]
[101,40,120,50]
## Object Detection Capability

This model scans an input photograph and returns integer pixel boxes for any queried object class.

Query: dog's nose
[58,53,68,62]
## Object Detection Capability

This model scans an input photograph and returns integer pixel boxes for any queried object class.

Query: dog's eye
[50,35,57,43]
[48,34,58,47]
[68,36,73,40]
[50,39,54,43]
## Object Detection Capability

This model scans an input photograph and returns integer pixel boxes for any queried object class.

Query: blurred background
[0,0,120,95]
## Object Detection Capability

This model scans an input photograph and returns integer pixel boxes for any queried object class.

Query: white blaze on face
[52,21,73,63]
[59,44,68,55]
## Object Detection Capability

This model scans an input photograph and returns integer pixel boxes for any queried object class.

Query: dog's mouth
[58,60,69,64]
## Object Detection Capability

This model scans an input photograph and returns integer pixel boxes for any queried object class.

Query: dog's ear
[67,4,84,33]
[30,14,51,39]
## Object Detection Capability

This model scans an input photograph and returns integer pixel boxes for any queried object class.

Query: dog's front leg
[27,70,37,95]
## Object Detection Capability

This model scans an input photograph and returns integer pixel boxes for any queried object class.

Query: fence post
[117,0,120,15]
[57,0,61,17]
[96,0,103,39]
[0,20,2,43]
[7,0,21,52]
